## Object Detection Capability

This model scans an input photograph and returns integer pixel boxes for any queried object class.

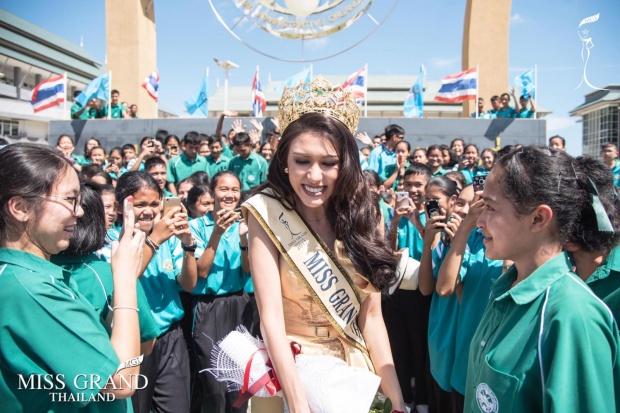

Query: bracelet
[239,243,248,251]
[145,236,160,252]
[113,306,140,312]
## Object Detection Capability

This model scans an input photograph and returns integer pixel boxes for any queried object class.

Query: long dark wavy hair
[258,112,398,291]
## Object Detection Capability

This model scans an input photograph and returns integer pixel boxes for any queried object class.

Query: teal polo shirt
[450,229,502,394]
[189,212,249,295]
[485,109,498,119]
[496,107,516,119]
[516,109,534,118]
[100,103,125,119]
[107,225,185,334]
[368,144,396,176]
[461,166,487,185]
[167,153,208,186]
[381,161,410,190]
[126,158,145,172]
[464,252,620,412]
[428,239,459,392]
[222,143,234,159]
[0,248,130,413]
[396,211,426,261]
[227,152,268,191]
[163,188,175,198]
[431,167,447,178]
[359,150,369,171]
[70,102,100,120]
[71,154,90,166]
[206,154,230,178]
[611,159,620,187]
[584,245,620,321]
[51,253,161,343]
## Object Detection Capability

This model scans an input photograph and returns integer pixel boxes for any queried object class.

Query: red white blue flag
[142,70,159,101]
[30,74,65,113]
[341,65,367,103]
[434,67,477,102]
[252,67,266,117]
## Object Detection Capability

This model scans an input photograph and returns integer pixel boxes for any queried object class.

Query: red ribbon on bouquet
[233,342,302,407]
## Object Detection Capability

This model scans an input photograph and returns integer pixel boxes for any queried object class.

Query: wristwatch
[182,238,197,253]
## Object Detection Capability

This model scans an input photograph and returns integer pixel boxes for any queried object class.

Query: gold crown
[278,77,360,135]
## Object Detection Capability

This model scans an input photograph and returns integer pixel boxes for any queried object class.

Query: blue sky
[3,0,619,155]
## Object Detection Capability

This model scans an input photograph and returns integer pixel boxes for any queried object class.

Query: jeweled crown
[278,77,360,135]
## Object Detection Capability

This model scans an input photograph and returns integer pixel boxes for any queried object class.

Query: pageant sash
[243,191,368,353]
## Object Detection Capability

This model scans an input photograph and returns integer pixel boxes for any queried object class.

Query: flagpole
[107,71,112,119]
[364,63,368,118]
[534,64,538,120]
[205,67,209,118]
[155,69,159,118]
[475,64,479,118]
[63,72,68,119]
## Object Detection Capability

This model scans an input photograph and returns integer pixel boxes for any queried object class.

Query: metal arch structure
[207,0,401,63]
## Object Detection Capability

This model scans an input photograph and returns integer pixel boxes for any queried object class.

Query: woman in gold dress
[244,79,407,413]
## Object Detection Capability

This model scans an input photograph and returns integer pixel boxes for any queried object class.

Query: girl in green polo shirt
[382,140,411,191]
[465,146,620,412]
[0,143,144,412]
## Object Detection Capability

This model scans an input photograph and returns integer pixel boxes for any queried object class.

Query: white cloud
[431,57,459,68]
[510,13,526,24]
[546,115,578,132]
[303,36,330,51]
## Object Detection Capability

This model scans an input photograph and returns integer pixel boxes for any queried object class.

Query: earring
[284,168,289,174]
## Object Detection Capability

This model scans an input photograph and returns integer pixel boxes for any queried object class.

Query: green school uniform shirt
[189,212,249,295]
[464,252,620,412]
[585,245,620,321]
[450,229,502,394]
[461,166,487,185]
[0,248,130,413]
[396,211,426,261]
[166,153,208,186]
[227,152,268,191]
[51,253,161,343]
[516,108,534,118]
[70,102,100,120]
[381,161,410,190]
[428,239,459,392]
[496,107,516,119]
[431,167,446,177]
[611,159,620,187]
[206,154,231,178]
[99,103,125,119]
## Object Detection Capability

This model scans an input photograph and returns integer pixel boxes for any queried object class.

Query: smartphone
[473,175,487,192]
[396,191,409,208]
[425,199,441,218]
[233,207,242,220]
[460,154,467,161]
[162,196,181,216]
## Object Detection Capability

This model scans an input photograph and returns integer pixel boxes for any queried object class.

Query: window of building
[0,119,19,137]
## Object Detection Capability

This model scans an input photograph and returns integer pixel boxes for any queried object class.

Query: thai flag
[30,74,65,113]
[142,70,159,101]
[341,65,367,102]
[252,68,266,117]
[434,67,477,102]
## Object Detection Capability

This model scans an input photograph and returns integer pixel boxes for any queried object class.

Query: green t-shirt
[206,155,231,179]
[516,108,534,118]
[496,107,516,119]
[166,153,208,186]
[70,102,100,120]
[99,103,125,119]
[51,253,161,343]
[0,248,131,412]
[464,252,620,412]
[585,245,620,321]
[227,152,268,191]
[381,161,410,190]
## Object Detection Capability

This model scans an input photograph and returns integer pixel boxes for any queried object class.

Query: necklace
[303,214,326,223]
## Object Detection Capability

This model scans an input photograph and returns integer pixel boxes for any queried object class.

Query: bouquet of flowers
[207,326,381,413]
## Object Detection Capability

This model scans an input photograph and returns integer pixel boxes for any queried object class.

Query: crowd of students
[469,88,536,119]
[1,106,619,413]
[71,89,140,120]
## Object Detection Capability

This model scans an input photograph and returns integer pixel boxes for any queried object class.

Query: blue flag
[75,73,110,107]
[185,75,208,117]
[274,67,312,95]
[514,68,535,99]
[404,67,424,118]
